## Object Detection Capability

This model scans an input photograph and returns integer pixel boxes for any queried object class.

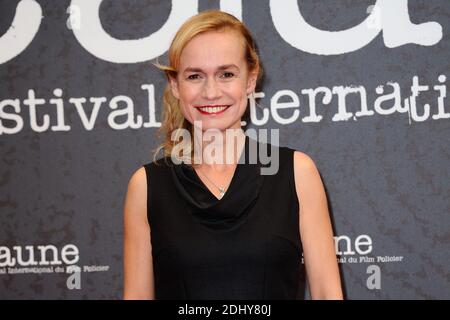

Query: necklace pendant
[218,187,226,199]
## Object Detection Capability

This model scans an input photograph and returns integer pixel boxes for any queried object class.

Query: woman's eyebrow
[217,64,239,70]
[183,64,239,73]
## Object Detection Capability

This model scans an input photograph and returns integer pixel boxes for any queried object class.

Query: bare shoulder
[292,151,343,299]
[292,151,327,213]
[123,166,154,299]
[128,167,147,189]
[293,150,320,176]
[124,166,148,222]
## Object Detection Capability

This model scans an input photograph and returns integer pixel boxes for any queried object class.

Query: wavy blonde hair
[152,10,262,164]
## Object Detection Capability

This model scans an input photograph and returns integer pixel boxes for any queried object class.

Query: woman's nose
[202,77,221,100]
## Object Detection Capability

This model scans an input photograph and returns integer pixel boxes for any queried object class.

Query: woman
[123,10,343,300]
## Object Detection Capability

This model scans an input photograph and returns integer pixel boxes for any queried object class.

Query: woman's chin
[190,119,240,132]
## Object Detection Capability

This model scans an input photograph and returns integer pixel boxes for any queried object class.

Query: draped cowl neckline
[170,135,265,231]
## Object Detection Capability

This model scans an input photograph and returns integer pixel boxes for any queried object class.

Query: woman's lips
[194,105,231,115]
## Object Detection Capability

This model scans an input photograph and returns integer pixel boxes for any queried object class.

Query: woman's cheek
[179,101,194,123]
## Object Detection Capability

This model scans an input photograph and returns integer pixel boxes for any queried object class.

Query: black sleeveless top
[143,135,305,299]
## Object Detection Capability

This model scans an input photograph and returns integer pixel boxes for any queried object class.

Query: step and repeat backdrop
[0,0,449,299]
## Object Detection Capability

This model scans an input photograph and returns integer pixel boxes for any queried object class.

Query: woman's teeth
[197,105,229,114]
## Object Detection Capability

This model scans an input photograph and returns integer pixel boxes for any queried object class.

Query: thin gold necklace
[195,167,232,199]
[194,132,245,199]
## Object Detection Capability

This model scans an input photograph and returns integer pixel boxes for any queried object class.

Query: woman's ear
[246,70,258,95]
[169,76,180,99]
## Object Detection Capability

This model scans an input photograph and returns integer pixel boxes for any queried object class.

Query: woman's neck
[192,127,246,171]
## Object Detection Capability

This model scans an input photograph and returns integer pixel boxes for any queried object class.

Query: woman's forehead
[178,30,246,69]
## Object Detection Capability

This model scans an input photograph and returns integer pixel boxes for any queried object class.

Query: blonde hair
[152,10,262,164]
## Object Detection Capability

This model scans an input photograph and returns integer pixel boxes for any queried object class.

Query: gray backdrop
[0,0,449,299]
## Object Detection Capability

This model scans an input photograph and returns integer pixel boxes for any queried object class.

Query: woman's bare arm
[293,151,343,299]
[123,167,155,299]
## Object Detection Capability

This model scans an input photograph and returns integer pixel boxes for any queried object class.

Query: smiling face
[169,29,257,132]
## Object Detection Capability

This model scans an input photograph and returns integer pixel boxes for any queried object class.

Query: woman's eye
[187,74,200,80]
[221,72,235,78]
